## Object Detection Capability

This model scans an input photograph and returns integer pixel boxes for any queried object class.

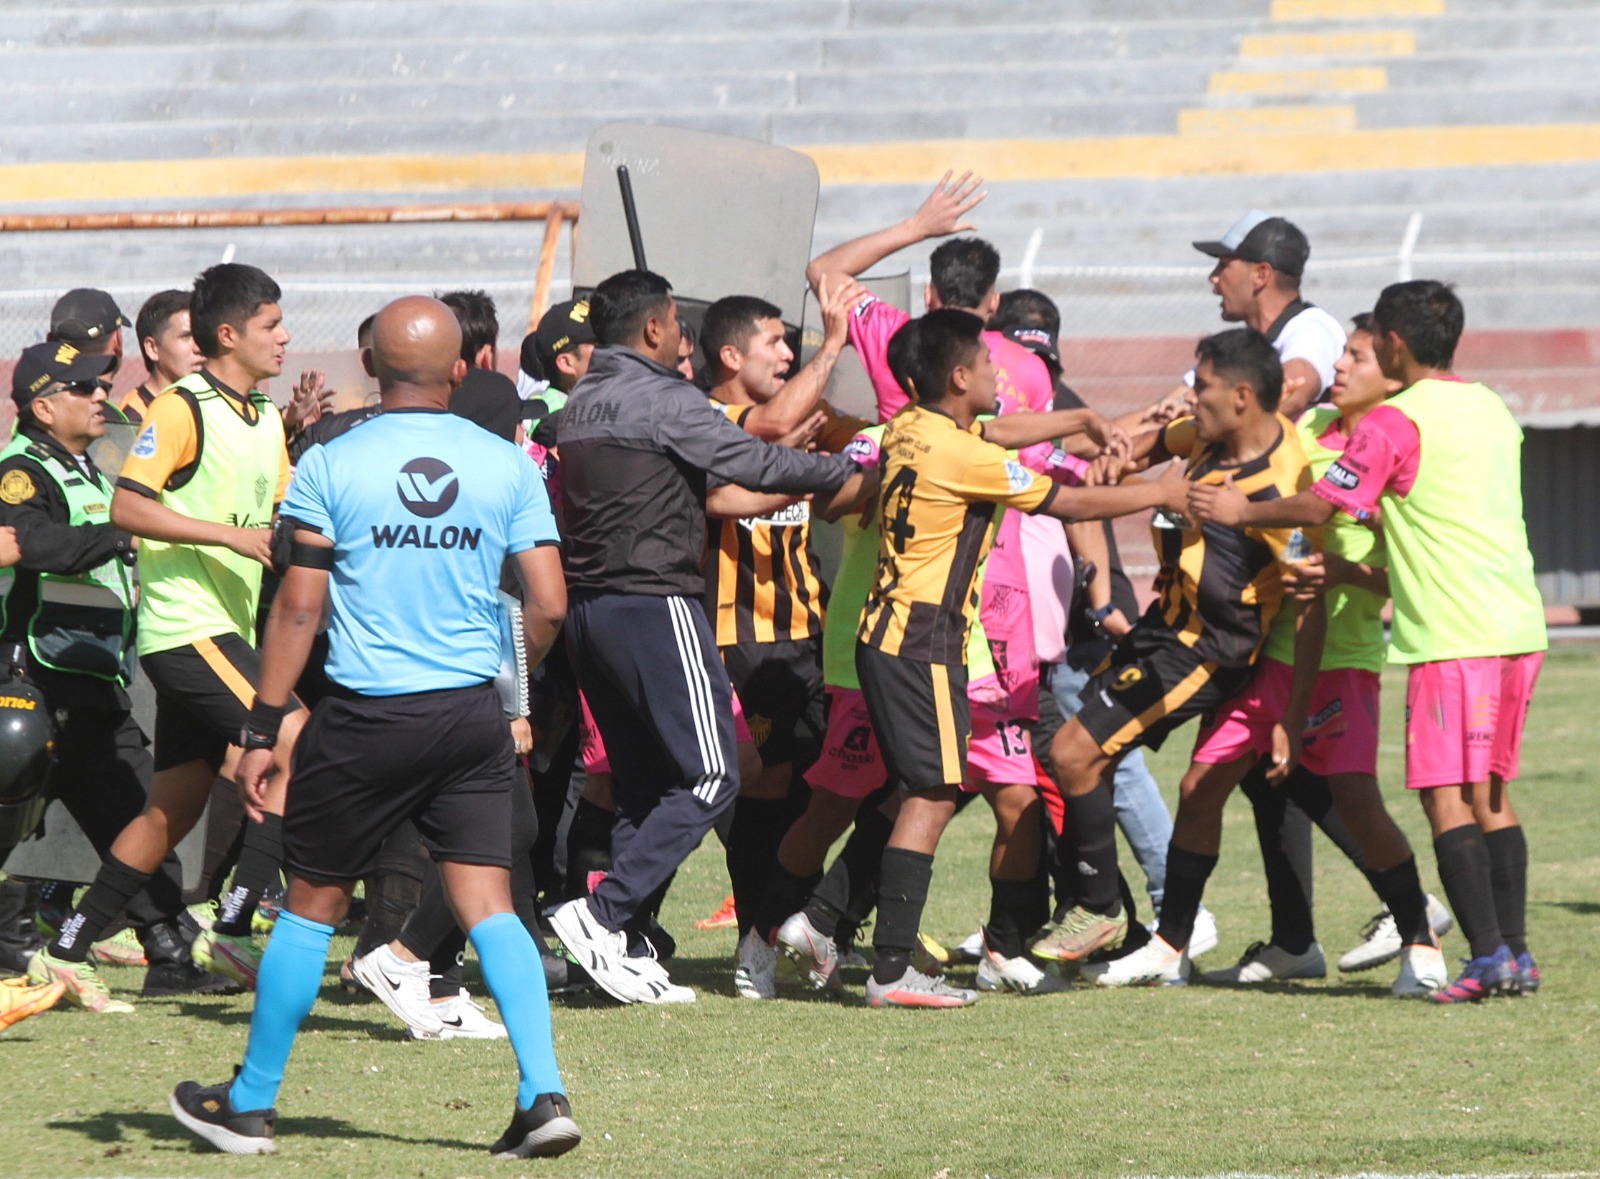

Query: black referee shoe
[489,1092,581,1159]
[170,1078,276,1154]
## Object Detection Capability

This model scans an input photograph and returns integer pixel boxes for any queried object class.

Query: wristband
[1089,603,1117,624]
[240,699,288,750]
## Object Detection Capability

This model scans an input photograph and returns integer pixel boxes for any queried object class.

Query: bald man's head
[368,296,466,394]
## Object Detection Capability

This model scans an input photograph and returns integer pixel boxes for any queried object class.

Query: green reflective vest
[134,373,284,656]
[0,435,136,682]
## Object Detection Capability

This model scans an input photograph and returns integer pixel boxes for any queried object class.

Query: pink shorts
[805,688,888,799]
[1192,659,1381,779]
[578,686,752,776]
[966,701,1036,790]
[1404,652,1543,790]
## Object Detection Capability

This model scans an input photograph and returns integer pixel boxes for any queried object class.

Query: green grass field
[5,646,1598,1179]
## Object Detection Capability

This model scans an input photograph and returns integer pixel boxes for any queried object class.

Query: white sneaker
[1203,940,1326,984]
[734,929,777,1000]
[976,939,1073,995]
[350,944,444,1038]
[1339,894,1455,973]
[1188,906,1219,958]
[622,952,696,1005]
[1392,941,1449,997]
[548,898,643,1005]
[1081,935,1189,987]
[430,990,507,1040]
[950,928,985,965]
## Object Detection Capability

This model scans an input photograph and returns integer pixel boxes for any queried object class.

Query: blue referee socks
[469,912,565,1107]
[230,911,334,1113]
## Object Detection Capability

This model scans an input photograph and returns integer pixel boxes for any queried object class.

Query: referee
[170,296,578,1160]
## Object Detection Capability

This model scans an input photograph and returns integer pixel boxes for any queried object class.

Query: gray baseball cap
[1193,210,1310,278]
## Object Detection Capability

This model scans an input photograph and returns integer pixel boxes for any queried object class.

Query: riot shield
[572,123,821,331]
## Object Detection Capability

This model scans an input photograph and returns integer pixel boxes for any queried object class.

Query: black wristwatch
[239,725,277,751]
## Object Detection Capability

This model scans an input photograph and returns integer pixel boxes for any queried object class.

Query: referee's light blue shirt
[280,409,559,696]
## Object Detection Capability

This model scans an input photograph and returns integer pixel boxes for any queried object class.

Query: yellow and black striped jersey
[1150,414,1320,668]
[859,404,1056,664]
[703,401,865,647]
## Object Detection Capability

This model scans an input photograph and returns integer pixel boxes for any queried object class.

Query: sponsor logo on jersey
[1325,462,1360,490]
[1004,460,1034,493]
[370,523,483,551]
[396,457,459,518]
[131,424,158,459]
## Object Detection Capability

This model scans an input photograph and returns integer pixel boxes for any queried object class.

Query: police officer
[1,341,233,1008]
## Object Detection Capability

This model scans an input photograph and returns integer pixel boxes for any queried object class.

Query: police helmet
[0,672,56,848]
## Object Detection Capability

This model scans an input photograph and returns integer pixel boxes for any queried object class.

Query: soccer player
[1189,280,1548,1002]
[1039,329,1317,976]
[841,309,1165,1008]
[698,280,870,987]
[32,264,307,1000]
[120,290,204,426]
[549,269,865,1005]
[170,295,578,1158]
[1092,319,1445,993]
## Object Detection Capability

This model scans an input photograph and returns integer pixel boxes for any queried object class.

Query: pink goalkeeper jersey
[849,295,1077,661]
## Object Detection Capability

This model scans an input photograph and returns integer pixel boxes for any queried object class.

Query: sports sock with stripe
[230,910,333,1112]
[871,848,934,985]
[1484,826,1529,958]
[1433,824,1503,960]
[469,912,564,1107]
[48,857,150,963]
[214,812,283,937]
[1154,844,1217,951]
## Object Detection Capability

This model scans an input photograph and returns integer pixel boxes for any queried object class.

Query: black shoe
[489,1092,581,1159]
[0,877,44,974]
[170,1079,276,1154]
[141,921,242,996]
[634,915,676,961]
[143,957,243,996]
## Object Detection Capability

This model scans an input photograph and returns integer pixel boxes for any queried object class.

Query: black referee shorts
[1073,624,1254,757]
[856,642,970,792]
[283,680,516,884]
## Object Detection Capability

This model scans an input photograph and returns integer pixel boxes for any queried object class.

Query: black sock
[725,796,793,938]
[1062,779,1121,917]
[1241,763,1316,953]
[431,937,465,1000]
[1154,844,1217,952]
[754,864,822,943]
[1485,826,1529,957]
[214,812,284,937]
[871,848,933,984]
[49,857,151,962]
[985,876,1045,959]
[563,799,615,900]
[1434,824,1503,959]
[397,862,454,961]
[806,803,894,938]
[1367,856,1431,946]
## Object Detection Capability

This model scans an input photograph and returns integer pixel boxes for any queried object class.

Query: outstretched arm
[979,407,1129,457]
[807,171,986,296]
[741,276,869,440]
[1037,462,1190,524]
[1189,479,1337,529]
